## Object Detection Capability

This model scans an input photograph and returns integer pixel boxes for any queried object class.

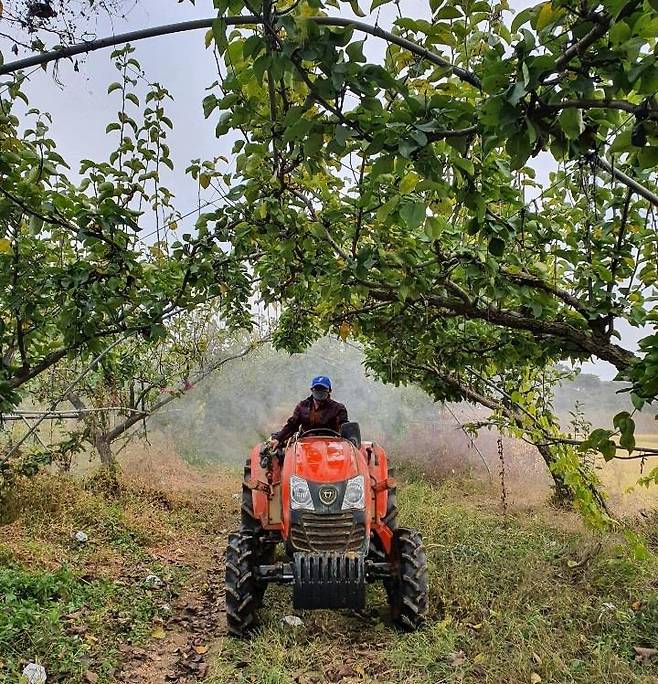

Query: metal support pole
[0,16,481,88]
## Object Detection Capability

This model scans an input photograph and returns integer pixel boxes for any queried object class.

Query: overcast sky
[1,0,647,379]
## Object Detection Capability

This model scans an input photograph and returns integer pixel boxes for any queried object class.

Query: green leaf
[614,411,636,453]
[558,108,584,140]
[334,125,353,147]
[371,156,393,177]
[583,428,613,449]
[203,95,218,119]
[637,147,658,169]
[212,18,228,55]
[400,202,426,229]
[511,7,534,32]
[488,236,505,256]
[107,82,122,95]
[346,40,366,63]
[348,0,366,16]
[609,128,633,154]
[435,6,462,19]
[399,172,419,194]
[506,130,531,170]
[537,2,557,31]
[424,216,445,240]
[631,393,645,411]
[600,439,617,462]
[609,20,631,45]
[453,157,475,177]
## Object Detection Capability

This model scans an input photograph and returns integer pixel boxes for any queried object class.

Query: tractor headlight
[342,475,365,510]
[290,475,314,510]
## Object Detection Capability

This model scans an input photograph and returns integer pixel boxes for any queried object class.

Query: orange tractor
[224,423,429,637]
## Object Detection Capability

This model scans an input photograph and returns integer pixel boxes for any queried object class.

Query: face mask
[311,388,329,402]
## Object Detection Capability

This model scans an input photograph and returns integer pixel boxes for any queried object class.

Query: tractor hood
[289,437,361,484]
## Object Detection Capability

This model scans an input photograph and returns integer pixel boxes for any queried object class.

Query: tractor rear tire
[388,528,428,631]
[225,531,259,638]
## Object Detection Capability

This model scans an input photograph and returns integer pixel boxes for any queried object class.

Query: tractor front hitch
[255,554,392,610]
[293,552,366,609]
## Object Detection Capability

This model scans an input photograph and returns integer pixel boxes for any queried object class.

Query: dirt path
[116,540,227,684]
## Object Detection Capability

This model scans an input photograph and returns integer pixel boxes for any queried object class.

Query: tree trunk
[536,443,573,505]
[536,442,611,515]
[95,431,114,467]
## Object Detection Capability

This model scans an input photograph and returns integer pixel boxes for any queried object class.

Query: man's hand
[269,438,279,451]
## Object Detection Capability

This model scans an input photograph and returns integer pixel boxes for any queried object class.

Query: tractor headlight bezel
[290,475,314,510]
[342,475,365,510]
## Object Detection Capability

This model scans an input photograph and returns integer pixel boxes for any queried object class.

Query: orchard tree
[192,0,658,518]
[26,308,265,467]
[0,46,251,415]
[1,0,658,520]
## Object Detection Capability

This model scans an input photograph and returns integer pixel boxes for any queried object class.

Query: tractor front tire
[388,528,429,631]
[225,531,259,638]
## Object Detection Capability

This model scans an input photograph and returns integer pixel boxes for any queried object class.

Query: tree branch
[105,341,265,442]
[541,98,639,115]
[0,15,481,89]
[590,154,658,209]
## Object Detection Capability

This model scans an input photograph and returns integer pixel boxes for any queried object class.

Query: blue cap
[311,375,332,390]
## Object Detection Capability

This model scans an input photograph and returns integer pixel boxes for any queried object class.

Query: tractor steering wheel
[299,428,341,438]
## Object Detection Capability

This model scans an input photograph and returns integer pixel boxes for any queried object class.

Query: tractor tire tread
[389,527,429,632]
[225,531,259,638]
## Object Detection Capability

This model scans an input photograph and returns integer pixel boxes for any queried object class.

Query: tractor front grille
[290,511,366,553]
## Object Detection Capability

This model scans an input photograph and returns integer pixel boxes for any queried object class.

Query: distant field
[599,434,658,513]
[406,427,658,516]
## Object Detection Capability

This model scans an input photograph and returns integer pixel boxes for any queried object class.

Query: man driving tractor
[228,373,429,637]
[269,375,348,449]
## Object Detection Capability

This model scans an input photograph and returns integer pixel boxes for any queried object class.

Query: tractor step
[292,552,366,610]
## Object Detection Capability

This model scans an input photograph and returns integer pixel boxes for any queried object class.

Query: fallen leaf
[566,559,579,568]
[150,626,167,639]
[84,671,99,683]
[532,653,543,666]
[193,645,208,654]
[631,601,642,611]
[530,673,542,683]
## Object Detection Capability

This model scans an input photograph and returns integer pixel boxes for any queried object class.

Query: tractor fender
[249,444,283,529]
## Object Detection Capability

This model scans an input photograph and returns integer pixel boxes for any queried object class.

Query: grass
[3,452,658,684]
[0,564,163,682]
[0,464,233,683]
[209,475,658,684]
